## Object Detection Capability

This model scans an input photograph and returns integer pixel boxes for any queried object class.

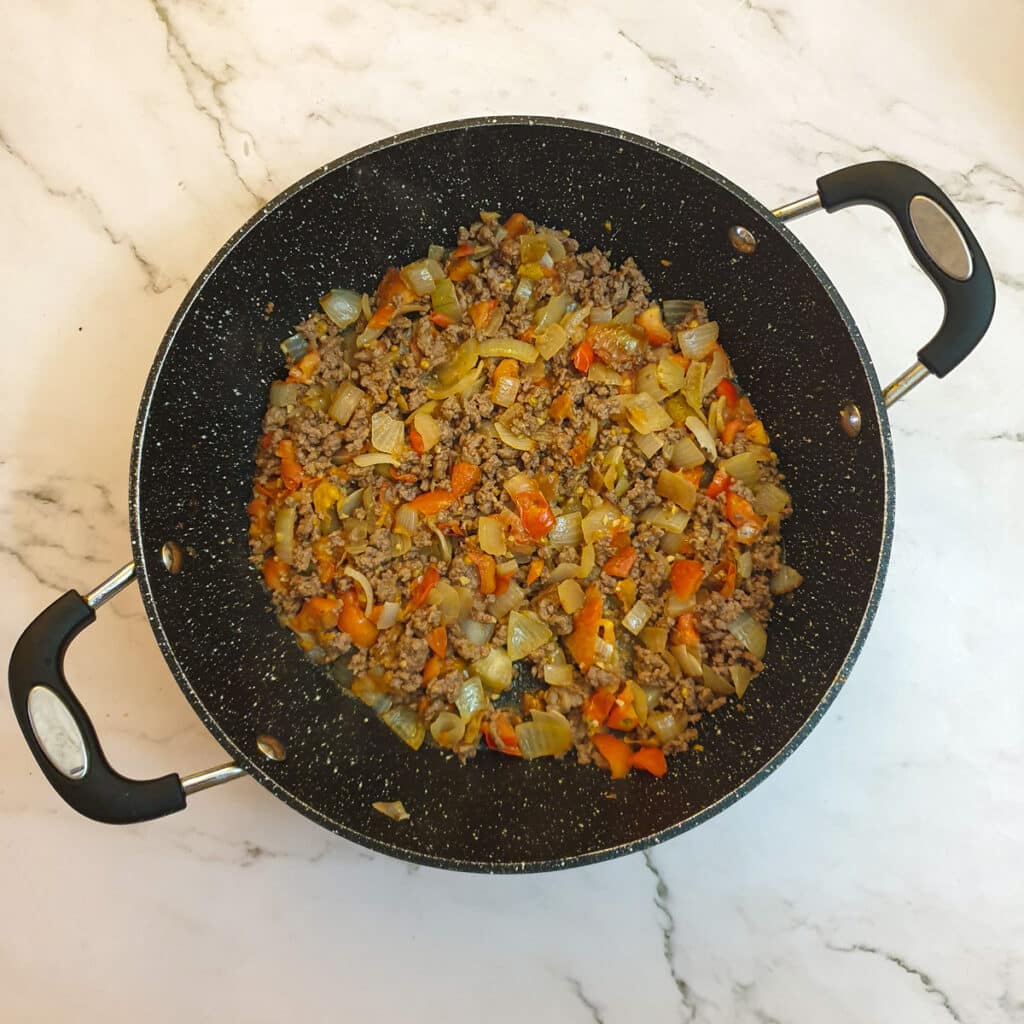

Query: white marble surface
[2,1,1022,1020]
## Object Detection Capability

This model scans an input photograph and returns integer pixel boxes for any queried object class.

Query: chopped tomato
[669,559,704,600]
[736,396,757,425]
[568,430,592,466]
[718,559,737,599]
[422,654,444,683]
[367,303,396,332]
[592,732,632,779]
[409,565,441,610]
[548,393,572,421]
[247,495,270,535]
[426,626,448,657]
[312,537,336,585]
[631,746,668,777]
[572,338,595,373]
[720,419,744,445]
[261,556,289,592]
[450,461,481,498]
[672,611,700,648]
[606,684,639,731]
[636,304,672,346]
[408,489,455,517]
[466,550,497,595]
[681,467,704,487]
[337,592,378,648]
[292,596,341,633]
[494,571,512,596]
[469,298,499,329]
[705,469,732,499]
[448,257,476,282]
[408,425,425,455]
[428,312,453,329]
[276,440,303,492]
[503,212,530,239]
[526,559,543,586]
[615,578,636,610]
[484,711,521,756]
[287,350,321,383]
[581,687,616,729]
[452,241,475,258]
[715,379,738,408]
[518,492,555,540]
[376,267,415,306]
[745,420,769,444]
[603,545,637,578]
[725,492,764,544]
[565,584,603,671]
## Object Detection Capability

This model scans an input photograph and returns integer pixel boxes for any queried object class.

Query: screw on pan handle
[774,160,996,405]
[8,563,244,824]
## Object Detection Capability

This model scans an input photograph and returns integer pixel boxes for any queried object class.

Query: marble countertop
[2,1,1022,1021]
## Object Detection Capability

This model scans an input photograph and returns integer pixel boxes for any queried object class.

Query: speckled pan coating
[129,117,894,873]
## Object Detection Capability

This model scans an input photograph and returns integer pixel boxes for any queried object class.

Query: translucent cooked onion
[427,243,445,264]
[495,420,536,451]
[329,382,365,425]
[648,710,684,743]
[544,663,575,687]
[637,364,668,401]
[343,566,375,616]
[720,451,762,486]
[668,436,705,469]
[353,451,399,468]
[737,549,753,580]
[685,416,718,462]
[666,593,695,617]
[269,381,300,407]
[548,562,580,584]
[703,347,731,396]
[623,599,653,635]
[770,565,804,594]
[427,521,452,564]
[534,292,569,331]
[753,483,791,517]
[458,616,495,647]
[491,579,525,619]
[588,362,624,386]
[639,504,690,534]
[371,411,405,456]
[430,711,466,748]
[683,361,706,417]
[437,339,479,387]
[513,277,534,304]
[671,644,702,677]
[280,333,309,360]
[455,676,488,719]
[539,227,567,260]
[428,580,463,624]
[663,298,703,325]
[727,610,767,659]
[702,664,734,696]
[372,800,410,821]
[656,356,688,395]
[380,707,426,750]
[635,431,665,460]
[320,288,362,328]
[478,337,539,362]
[582,502,619,544]
[395,504,419,536]
[624,392,673,435]
[507,610,553,660]
[593,636,615,667]
[492,373,520,408]
[549,512,582,548]
[412,411,442,451]
[472,648,513,693]
[426,363,483,400]
[630,680,649,726]
[589,306,613,324]
[640,626,668,653]
[515,709,573,759]
[656,470,697,510]
[431,277,463,322]
[536,322,568,359]
[730,665,754,699]
[477,515,507,556]
[401,258,443,297]
[611,302,636,324]
[339,488,365,515]
[377,601,400,629]
[678,320,719,359]
[274,506,296,564]
[557,578,585,615]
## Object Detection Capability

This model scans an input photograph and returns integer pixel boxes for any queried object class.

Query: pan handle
[8,563,245,824]
[772,160,995,405]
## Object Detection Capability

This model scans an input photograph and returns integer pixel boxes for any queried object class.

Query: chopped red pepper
[494,570,512,596]
[582,688,616,729]
[376,267,415,306]
[408,425,425,455]
[631,746,668,777]
[337,591,378,648]
[669,559,704,600]
[452,241,475,258]
[672,611,700,648]
[526,558,543,586]
[409,565,441,610]
[705,469,732,499]
[636,304,672,346]
[572,338,595,373]
[247,495,270,535]
[466,550,497,595]
[568,430,592,467]
[428,312,453,329]
[603,545,637,578]
[592,732,632,779]
[484,711,521,756]
[287,350,321,383]
[450,461,481,498]
[503,212,530,239]
[606,684,639,731]
[367,303,396,332]
[469,298,498,329]
[426,626,447,657]
[518,491,556,540]
[565,584,603,672]
[720,419,744,445]
[292,596,341,633]
[725,492,764,544]
[407,490,455,517]
[716,379,738,408]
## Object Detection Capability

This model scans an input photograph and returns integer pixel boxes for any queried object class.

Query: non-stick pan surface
[123,118,892,870]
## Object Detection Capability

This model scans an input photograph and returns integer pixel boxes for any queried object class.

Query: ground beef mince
[248,212,801,779]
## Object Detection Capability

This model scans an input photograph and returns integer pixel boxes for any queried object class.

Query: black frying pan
[9,118,994,872]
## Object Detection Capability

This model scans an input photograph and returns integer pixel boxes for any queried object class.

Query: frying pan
[8,117,995,872]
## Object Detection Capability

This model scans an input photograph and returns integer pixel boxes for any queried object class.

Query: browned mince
[248,213,797,776]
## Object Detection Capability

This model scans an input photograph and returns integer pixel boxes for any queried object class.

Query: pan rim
[129,115,895,873]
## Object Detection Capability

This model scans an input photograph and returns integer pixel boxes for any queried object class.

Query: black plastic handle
[9,590,186,824]
[816,161,995,378]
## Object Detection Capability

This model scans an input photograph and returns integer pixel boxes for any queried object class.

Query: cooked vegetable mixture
[248,212,802,778]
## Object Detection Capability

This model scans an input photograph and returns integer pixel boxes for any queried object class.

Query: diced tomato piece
[681,467,704,487]
[408,490,455,517]
[337,592,378,648]
[448,257,476,282]
[720,419,744,445]
[409,565,441,610]
[548,393,572,422]
[565,585,603,672]
[367,303,396,331]
[484,711,522,756]
[452,241,475,257]
[632,746,668,777]
[466,550,497,595]
[287,350,320,384]
[526,558,543,586]
[261,556,289,592]
[247,495,270,534]
[258,431,276,452]
[636,304,672,346]
[376,267,415,306]
[745,420,769,444]
[603,545,637,578]
[568,430,592,466]
[592,732,632,779]
[428,312,453,328]
[422,654,444,683]
[469,298,498,329]
[669,559,704,600]
[450,461,481,498]
[518,326,536,342]
[581,687,616,729]
[275,439,303,492]
[606,684,639,731]
[672,611,700,648]
[716,379,738,408]
[725,492,764,544]
[426,626,447,657]
[518,492,555,540]
[292,596,341,633]
[705,469,732,499]
[572,339,595,373]
[408,426,425,455]
[494,571,512,596]
[503,212,530,239]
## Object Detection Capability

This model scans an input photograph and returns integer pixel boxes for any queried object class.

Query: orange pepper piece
[409,564,441,610]
[408,425,425,455]
[426,626,447,657]
[592,732,632,779]
[525,558,543,586]
[452,241,475,257]
[408,490,455,517]
[603,545,637,578]
[719,559,737,599]
[568,431,592,467]
[275,440,303,492]
[450,461,481,498]
[292,596,341,633]
[572,338,595,373]
[261,556,289,592]
[491,358,520,403]
[484,711,522,756]
[582,687,617,729]
[247,495,270,535]
[716,379,738,408]
[606,684,639,731]
[721,419,744,445]
[337,592,378,648]
[548,393,572,422]
[287,350,321,383]
[631,746,668,777]
[376,267,415,306]
[705,469,732,499]
[494,571,512,596]
[367,303,396,332]
[724,492,764,544]
[503,212,530,239]
[517,491,556,540]
[469,298,499,329]
[448,257,476,282]
[565,584,603,672]
[636,305,672,346]
[672,611,700,648]
[466,550,497,595]
[745,420,769,444]
[669,559,704,600]
[422,654,444,683]
[428,312,453,329]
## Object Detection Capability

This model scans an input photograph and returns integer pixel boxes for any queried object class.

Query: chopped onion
[702,664,734,696]
[458,616,495,647]
[637,364,668,401]
[395,505,419,536]
[737,549,753,580]
[727,610,767,659]
[472,648,513,693]
[329,382,365,426]
[685,416,718,462]
[593,636,615,667]
[427,520,452,563]
[589,306,612,324]
[612,302,636,324]
[377,601,400,629]
[544,662,575,687]
[430,711,466,748]
[666,593,696,617]
[581,502,619,544]
[753,483,791,517]
[492,373,520,408]
[478,337,539,362]
[730,665,754,699]
[372,800,410,821]
[534,292,569,330]
[703,347,731,396]
[353,451,399,468]
[371,411,405,456]
[770,565,804,595]
[560,305,591,342]
[520,232,547,262]
[507,610,553,661]
[269,380,301,408]
[579,543,595,577]
[548,562,580,584]
[683,361,706,417]
[630,680,649,726]
[320,288,362,328]
[656,356,688,395]
[720,451,762,486]
[707,395,726,439]
[429,580,463,624]
[455,676,488,719]
[655,470,697,510]
[635,431,665,460]
[412,411,442,451]
[437,339,479,386]
[639,504,690,534]
[401,258,443,297]
[430,277,463,322]
[274,506,296,564]
[343,566,375,616]
[648,710,684,743]
[495,420,536,451]
[549,512,583,548]
[671,644,702,677]
[280,333,309,360]
[427,243,445,263]
[640,625,668,652]
[426,363,483,400]
[477,515,507,556]
[623,599,653,635]
[513,277,534,304]
[490,580,525,619]
[380,707,426,750]
[557,578,585,614]
[668,436,705,470]
[536,323,568,359]
[588,362,624,386]
[339,488,365,515]
[516,709,573,759]
[663,298,704,325]
[624,392,673,435]
[539,227,567,260]
[678,321,719,359]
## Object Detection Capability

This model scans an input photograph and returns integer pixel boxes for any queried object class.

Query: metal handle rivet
[161,541,183,574]
[728,225,757,254]
[839,402,862,438]
[256,734,286,761]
